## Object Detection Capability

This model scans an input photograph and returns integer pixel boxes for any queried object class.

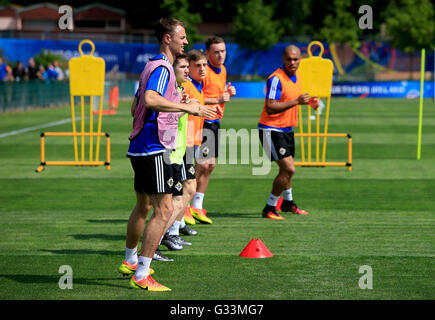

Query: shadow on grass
[87,219,127,224]
[69,234,124,241]
[0,274,130,290]
[206,211,257,219]
[40,249,122,256]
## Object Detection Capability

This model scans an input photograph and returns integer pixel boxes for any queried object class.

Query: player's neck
[208,61,221,69]
[159,47,174,65]
[190,76,203,85]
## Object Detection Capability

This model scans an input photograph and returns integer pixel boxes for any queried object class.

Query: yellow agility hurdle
[36,132,111,172]
[36,39,111,172]
[297,41,352,171]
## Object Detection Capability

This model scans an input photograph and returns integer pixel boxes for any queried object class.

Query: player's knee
[207,163,216,172]
[163,199,173,214]
[184,180,196,199]
[144,203,153,214]
[135,198,152,217]
[280,164,295,178]
[154,206,172,224]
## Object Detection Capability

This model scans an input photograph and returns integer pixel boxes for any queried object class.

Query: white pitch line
[0,118,79,139]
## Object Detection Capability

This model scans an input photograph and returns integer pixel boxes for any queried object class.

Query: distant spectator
[0,57,14,81]
[46,63,59,80]
[53,60,64,80]
[0,57,7,81]
[39,65,47,80]
[13,61,28,81]
[27,58,41,80]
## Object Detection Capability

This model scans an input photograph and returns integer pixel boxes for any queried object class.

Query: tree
[318,0,361,49]
[161,0,204,48]
[275,0,315,38]
[232,0,283,51]
[34,50,68,70]
[383,0,435,77]
[317,0,361,77]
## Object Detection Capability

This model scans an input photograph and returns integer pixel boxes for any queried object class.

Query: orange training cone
[239,238,273,258]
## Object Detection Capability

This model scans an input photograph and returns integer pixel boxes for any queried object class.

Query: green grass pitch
[0,97,434,300]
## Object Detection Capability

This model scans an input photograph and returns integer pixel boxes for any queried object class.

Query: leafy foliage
[33,50,68,69]
[161,0,204,49]
[383,0,435,52]
[318,0,361,48]
[232,0,283,51]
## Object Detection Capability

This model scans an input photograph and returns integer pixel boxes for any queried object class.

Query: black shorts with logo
[129,151,173,195]
[259,129,295,161]
[199,121,220,159]
[171,163,185,197]
[183,146,196,180]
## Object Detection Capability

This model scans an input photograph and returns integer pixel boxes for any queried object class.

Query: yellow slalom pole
[106,134,111,171]
[307,106,312,162]
[80,96,85,162]
[298,106,305,162]
[348,135,352,172]
[316,101,320,162]
[89,95,93,162]
[322,96,331,162]
[417,48,425,160]
[70,95,78,162]
[95,94,104,161]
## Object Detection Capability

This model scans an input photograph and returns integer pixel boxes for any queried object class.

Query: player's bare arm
[265,93,310,115]
[204,92,230,105]
[144,89,202,115]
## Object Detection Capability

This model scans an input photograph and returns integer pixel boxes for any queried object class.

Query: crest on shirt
[202,147,209,157]
[166,113,178,124]
[174,182,183,191]
[167,177,174,187]
[279,147,286,155]
[189,166,195,175]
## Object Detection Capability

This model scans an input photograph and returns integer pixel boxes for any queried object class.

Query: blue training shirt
[258,66,297,133]
[127,53,172,156]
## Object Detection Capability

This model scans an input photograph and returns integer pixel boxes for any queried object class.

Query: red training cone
[239,238,273,258]
[275,196,283,212]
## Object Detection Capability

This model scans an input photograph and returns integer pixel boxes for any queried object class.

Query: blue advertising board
[0,38,159,74]
[232,81,434,99]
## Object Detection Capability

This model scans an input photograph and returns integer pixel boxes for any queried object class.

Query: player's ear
[163,33,171,45]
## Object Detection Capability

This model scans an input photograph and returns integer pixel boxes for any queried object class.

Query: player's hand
[219,92,230,103]
[198,105,219,118]
[215,105,223,117]
[297,93,311,105]
[186,100,202,115]
[181,91,189,103]
[308,96,319,110]
[189,98,200,105]
[226,82,236,97]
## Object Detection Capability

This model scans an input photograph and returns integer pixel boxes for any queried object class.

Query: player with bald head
[258,44,317,220]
